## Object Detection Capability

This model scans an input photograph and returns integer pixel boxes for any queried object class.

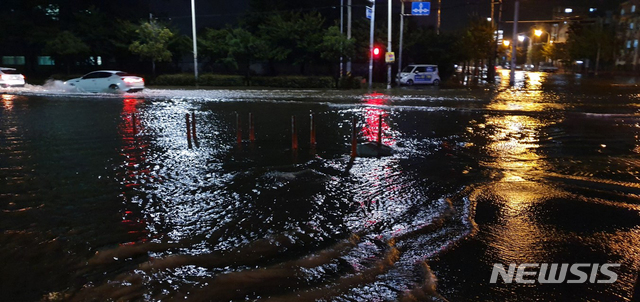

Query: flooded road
[1,73,639,301]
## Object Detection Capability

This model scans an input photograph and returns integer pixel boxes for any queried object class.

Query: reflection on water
[1,74,640,301]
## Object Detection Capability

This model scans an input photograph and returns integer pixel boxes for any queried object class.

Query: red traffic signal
[373,47,381,57]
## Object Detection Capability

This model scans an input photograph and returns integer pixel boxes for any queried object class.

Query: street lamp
[534,28,551,44]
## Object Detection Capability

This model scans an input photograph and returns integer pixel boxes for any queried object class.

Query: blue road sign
[366,6,372,19]
[411,2,431,16]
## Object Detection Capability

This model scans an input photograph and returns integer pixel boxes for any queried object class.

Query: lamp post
[191,0,198,83]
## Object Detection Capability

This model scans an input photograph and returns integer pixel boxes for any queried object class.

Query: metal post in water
[186,113,192,149]
[310,113,316,148]
[291,116,298,152]
[377,114,383,146]
[351,116,358,158]
[377,114,383,157]
[236,113,242,148]
[249,112,255,143]
[191,112,199,148]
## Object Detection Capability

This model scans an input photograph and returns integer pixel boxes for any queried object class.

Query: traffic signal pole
[368,0,376,89]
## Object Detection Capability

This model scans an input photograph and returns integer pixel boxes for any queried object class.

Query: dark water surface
[1,73,639,301]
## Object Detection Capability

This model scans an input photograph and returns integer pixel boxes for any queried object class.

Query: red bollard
[236,113,242,148]
[191,112,199,147]
[186,113,192,149]
[310,113,316,148]
[291,116,299,151]
[351,116,357,158]
[249,112,255,143]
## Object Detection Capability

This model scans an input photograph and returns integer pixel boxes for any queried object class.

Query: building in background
[617,0,640,69]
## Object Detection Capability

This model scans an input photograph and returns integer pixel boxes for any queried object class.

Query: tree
[224,28,269,80]
[200,28,232,71]
[258,12,325,74]
[461,16,495,77]
[566,22,618,73]
[541,42,569,63]
[129,22,174,75]
[44,31,90,74]
[319,25,355,78]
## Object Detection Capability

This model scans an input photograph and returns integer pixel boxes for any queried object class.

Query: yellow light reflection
[479,79,565,263]
[2,94,15,110]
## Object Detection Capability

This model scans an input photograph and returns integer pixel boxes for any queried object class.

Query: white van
[397,64,440,86]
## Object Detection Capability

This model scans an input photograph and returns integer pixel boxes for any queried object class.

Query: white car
[0,67,26,87]
[66,70,144,93]
[397,64,440,86]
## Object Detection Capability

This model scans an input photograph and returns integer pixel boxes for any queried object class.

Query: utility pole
[191,0,198,83]
[368,0,376,89]
[509,0,519,86]
[387,0,392,89]
[437,0,442,34]
[347,0,352,75]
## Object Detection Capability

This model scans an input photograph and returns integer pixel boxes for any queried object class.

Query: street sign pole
[399,1,404,78]
[368,0,376,90]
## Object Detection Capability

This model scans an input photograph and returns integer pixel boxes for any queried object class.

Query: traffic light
[373,47,381,57]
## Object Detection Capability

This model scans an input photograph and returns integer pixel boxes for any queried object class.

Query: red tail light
[122,77,143,85]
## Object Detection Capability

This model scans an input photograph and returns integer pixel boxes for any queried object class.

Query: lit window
[635,40,638,48]
[633,5,637,13]
[622,9,626,15]
[632,23,635,29]
[565,8,573,13]
[2,56,26,65]
[37,56,54,66]
[628,40,632,48]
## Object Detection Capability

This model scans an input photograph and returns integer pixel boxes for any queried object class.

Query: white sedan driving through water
[65,70,144,93]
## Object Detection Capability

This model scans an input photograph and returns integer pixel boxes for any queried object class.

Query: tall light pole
[387,0,392,89]
[509,0,519,86]
[191,0,198,83]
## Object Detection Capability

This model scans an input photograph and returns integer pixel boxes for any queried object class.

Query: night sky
[150,0,624,34]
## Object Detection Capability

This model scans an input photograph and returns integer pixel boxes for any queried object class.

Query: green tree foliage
[541,42,569,63]
[44,31,90,74]
[566,22,618,70]
[319,26,355,64]
[461,16,495,65]
[258,12,325,74]
[129,22,174,75]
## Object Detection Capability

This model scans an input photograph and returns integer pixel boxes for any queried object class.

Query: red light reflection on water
[362,93,394,146]
[117,98,152,243]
